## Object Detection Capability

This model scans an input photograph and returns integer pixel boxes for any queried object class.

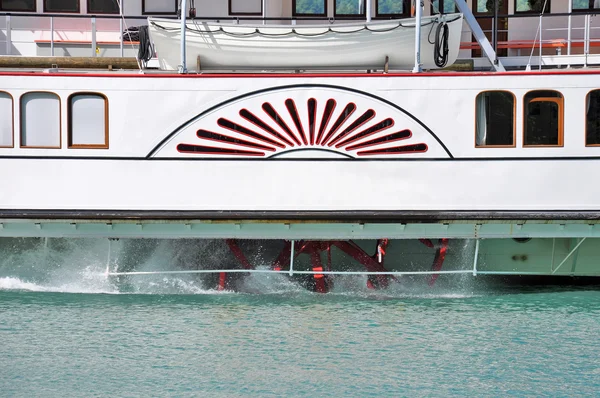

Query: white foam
[0,275,121,294]
[0,277,50,292]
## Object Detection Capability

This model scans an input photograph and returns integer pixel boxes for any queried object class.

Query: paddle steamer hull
[1,70,600,279]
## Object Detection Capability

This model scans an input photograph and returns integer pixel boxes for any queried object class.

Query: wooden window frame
[87,0,121,15]
[20,91,62,149]
[0,91,14,149]
[292,0,327,17]
[585,89,600,147]
[43,0,80,13]
[572,0,600,12]
[475,90,516,148]
[523,90,564,148]
[68,92,109,149]
[375,0,410,18]
[0,0,36,12]
[514,0,550,14]
[228,0,262,16]
[334,0,366,18]
[141,0,178,15]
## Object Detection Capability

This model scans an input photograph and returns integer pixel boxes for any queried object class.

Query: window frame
[68,92,109,149]
[20,91,62,149]
[44,0,80,13]
[0,91,14,149]
[228,0,262,16]
[514,0,551,14]
[87,0,121,15]
[334,0,366,18]
[572,0,600,12]
[523,90,564,148]
[474,90,517,148]
[430,0,458,14]
[585,89,600,147]
[0,0,36,12]
[375,0,410,18]
[292,0,327,17]
[141,0,178,15]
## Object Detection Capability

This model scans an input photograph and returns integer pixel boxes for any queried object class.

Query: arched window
[475,91,515,147]
[0,92,13,148]
[523,90,563,147]
[20,92,60,148]
[586,90,600,146]
[68,93,109,149]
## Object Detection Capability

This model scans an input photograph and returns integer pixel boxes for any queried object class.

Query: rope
[114,0,143,71]
[150,14,461,38]
[433,21,449,67]
[137,25,154,64]
[526,0,551,70]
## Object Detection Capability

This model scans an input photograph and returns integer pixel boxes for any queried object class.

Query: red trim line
[3,69,600,79]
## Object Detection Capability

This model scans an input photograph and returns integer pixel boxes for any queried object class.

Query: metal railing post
[119,18,123,57]
[567,0,572,58]
[179,0,188,73]
[5,15,10,55]
[91,16,97,57]
[412,0,422,73]
[50,16,54,56]
[289,240,295,276]
[584,14,590,68]
[538,14,543,71]
[473,239,480,276]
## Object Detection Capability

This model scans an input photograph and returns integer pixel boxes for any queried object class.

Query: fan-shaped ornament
[150,85,451,159]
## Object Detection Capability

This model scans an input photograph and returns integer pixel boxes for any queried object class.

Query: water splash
[0,237,535,297]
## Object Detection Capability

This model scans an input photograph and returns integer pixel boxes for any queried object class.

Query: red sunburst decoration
[176,98,428,158]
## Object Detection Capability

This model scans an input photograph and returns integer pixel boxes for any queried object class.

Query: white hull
[148,14,463,71]
[0,158,599,213]
[0,69,599,224]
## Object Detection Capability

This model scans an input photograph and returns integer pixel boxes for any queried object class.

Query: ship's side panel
[0,71,598,214]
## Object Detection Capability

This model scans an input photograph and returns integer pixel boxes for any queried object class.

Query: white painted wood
[0,92,12,147]
[20,92,60,148]
[230,0,262,14]
[0,71,597,213]
[70,94,106,146]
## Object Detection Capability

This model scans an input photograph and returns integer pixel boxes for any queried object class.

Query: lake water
[1,271,599,397]
[1,238,599,396]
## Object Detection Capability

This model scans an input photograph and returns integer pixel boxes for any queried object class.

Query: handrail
[1,9,600,21]
[1,8,598,66]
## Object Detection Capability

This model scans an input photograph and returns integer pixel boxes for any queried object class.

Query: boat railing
[461,11,600,69]
[0,12,437,58]
[0,10,599,70]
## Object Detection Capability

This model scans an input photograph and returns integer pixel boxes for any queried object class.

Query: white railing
[0,12,148,57]
[462,11,600,69]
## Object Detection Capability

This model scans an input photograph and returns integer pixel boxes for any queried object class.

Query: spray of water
[0,237,491,297]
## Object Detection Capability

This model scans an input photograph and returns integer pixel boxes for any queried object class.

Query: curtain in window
[476,94,488,146]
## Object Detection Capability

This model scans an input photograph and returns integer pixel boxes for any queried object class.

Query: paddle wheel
[213,238,450,293]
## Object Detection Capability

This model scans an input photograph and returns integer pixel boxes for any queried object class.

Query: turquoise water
[1,284,599,397]
[1,238,599,396]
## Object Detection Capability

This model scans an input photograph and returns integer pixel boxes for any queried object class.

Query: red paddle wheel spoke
[331,240,391,289]
[215,239,256,291]
[221,238,449,293]
[425,238,450,286]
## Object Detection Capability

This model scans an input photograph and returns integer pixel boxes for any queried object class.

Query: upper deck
[0,0,598,72]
